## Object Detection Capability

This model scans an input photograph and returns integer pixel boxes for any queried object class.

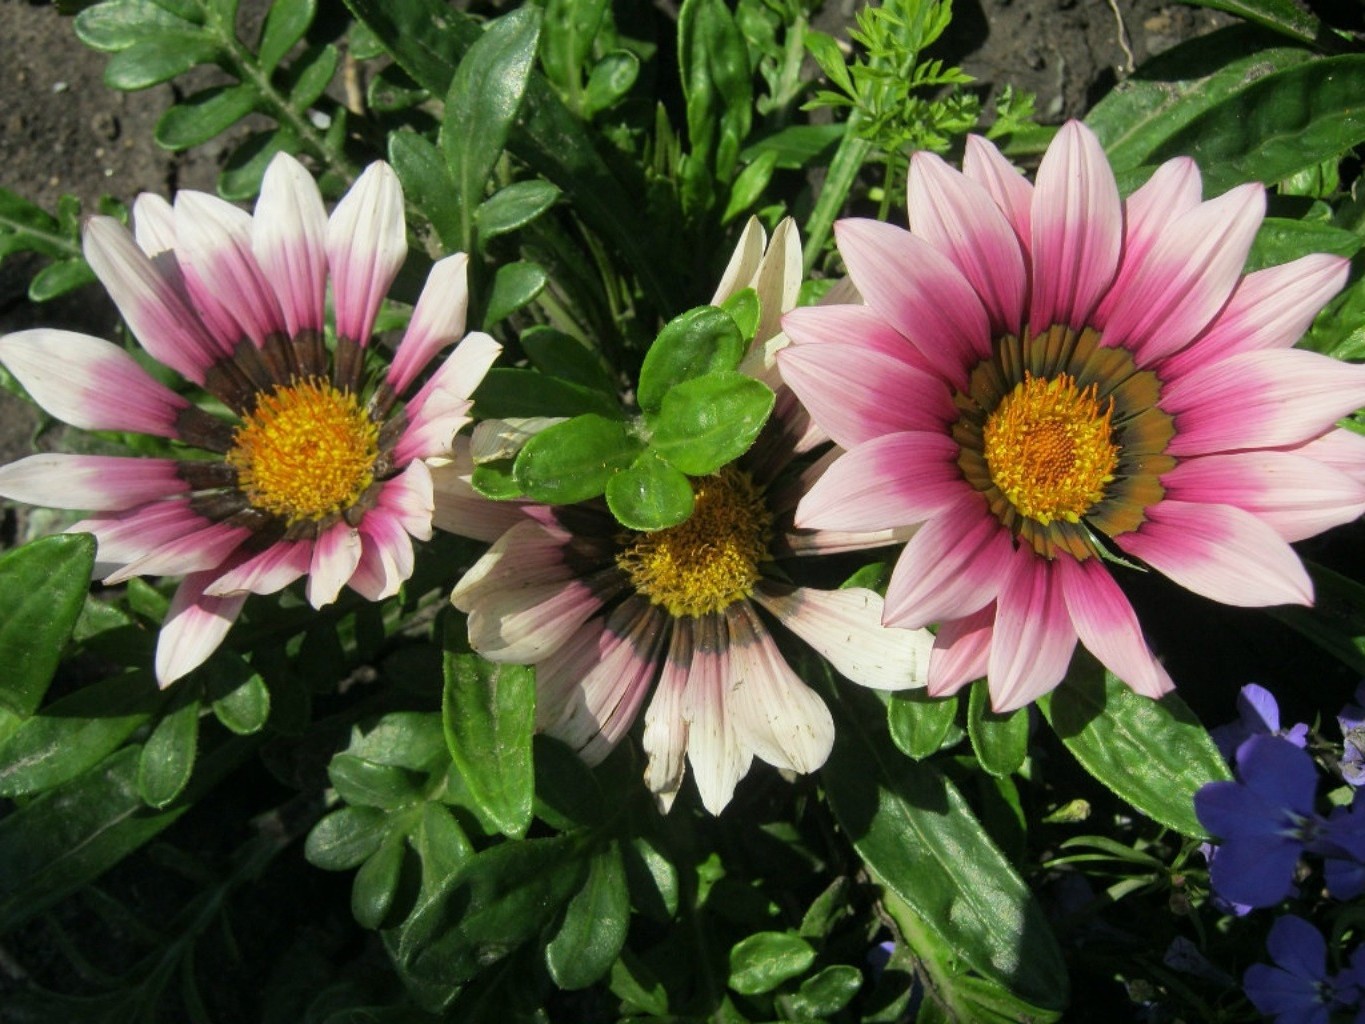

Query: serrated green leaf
[104,32,220,90]
[637,305,746,414]
[483,260,548,328]
[546,841,630,989]
[137,691,199,808]
[442,624,536,839]
[728,931,814,995]
[513,414,640,503]
[305,805,391,870]
[475,181,561,240]
[824,688,1068,1011]
[1039,656,1231,838]
[258,0,315,74]
[583,50,639,118]
[887,690,960,760]
[389,130,462,248]
[967,680,1029,778]
[352,830,406,929]
[605,451,695,531]
[206,654,271,734]
[442,6,541,251]
[28,258,96,302]
[0,534,95,716]
[650,371,773,476]
[155,83,257,150]
[0,671,160,797]
[397,833,591,991]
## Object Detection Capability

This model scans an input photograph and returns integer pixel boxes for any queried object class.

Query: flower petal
[429,439,532,543]
[751,583,932,690]
[103,519,252,584]
[1056,555,1173,699]
[927,604,994,697]
[348,510,416,601]
[203,538,312,596]
[0,454,185,511]
[392,331,501,464]
[987,551,1077,710]
[306,522,362,607]
[1116,500,1313,607]
[386,253,471,395]
[155,570,247,687]
[642,616,695,813]
[681,613,752,814]
[794,432,964,533]
[963,135,1033,252]
[253,151,329,337]
[1028,120,1122,331]
[0,329,191,438]
[327,161,406,345]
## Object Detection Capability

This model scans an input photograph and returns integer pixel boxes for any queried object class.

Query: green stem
[803,122,872,274]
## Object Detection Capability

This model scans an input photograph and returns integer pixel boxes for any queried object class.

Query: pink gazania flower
[0,153,500,686]
[445,219,933,814]
[778,120,1365,711]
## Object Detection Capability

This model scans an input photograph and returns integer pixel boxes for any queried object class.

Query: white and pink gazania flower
[778,120,1365,712]
[0,153,500,687]
[444,219,933,815]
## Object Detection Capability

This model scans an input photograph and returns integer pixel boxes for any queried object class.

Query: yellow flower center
[982,371,1119,526]
[615,467,773,618]
[227,377,380,524]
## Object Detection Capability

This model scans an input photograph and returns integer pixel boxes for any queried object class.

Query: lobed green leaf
[605,451,695,532]
[545,841,631,989]
[513,414,640,503]
[649,370,774,476]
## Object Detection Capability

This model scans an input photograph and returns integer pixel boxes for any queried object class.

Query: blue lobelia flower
[1195,735,1320,908]
[1211,683,1309,762]
[1338,683,1365,787]
[1244,916,1349,1024]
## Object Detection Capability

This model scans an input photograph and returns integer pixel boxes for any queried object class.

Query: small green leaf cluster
[0,190,123,303]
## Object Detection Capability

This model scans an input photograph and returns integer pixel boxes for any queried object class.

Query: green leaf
[513,414,640,503]
[1142,54,1365,196]
[823,689,1068,1011]
[722,151,778,224]
[483,260,548,328]
[540,0,606,97]
[1039,656,1231,838]
[887,690,960,760]
[610,949,669,1016]
[1271,561,1365,674]
[347,710,451,773]
[258,0,315,74]
[583,50,640,118]
[520,325,615,396]
[678,0,752,214]
[719,287,759,343]
[329,754,424,810]
[352,830,407,929]
[218,128,299,201]
[741,123,845,170]
[605,450,695,532]
[0,746,188,933]
[207,654,271,734]
[474,366,621,419]
[533,734,607,831]
[637,305,746,414]
[728,931,815,995]
[28,259,96,302]
[75,0,202,51]
[967,681,1029,778]
[442,628,536,839]
[546,841,630,989]
[1085,25,1313,175]
[0,671,160,797]
[1180,0,1326,46]
[155,83,258,150]
[389,130,462,248]
[136,691,199,808]
[1247,216,1363,273]
[397,834,591,991]
[475,181,562,241]
[787,965,863,1018]
[442,5,542,251]
[0,533,95,716]
[621,832,679,922]
[305,805,391,870]
[411,802,474,896]
[650,371,774,476]
[286,43,339,109]
[103,32,220,90]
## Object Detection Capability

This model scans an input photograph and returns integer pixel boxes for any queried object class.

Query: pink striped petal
[253,152,328,337]
[450,520,581,612]
[642,616,694,812]
[387,253,471,395]
[1115,499,1313,607]
[795,432,964,532]
[306,522,362,607]
[752,584,931,690]
[104,520,252,584]
[0,329,190,438]
[174,191,289,346]
[1162,253,1350,378]
[1028,121,1122,331]
[348,509,416,601]
[782,302,930,367]
[132,192,178,257]
[393,332,501,464]
[834,218,991,389]
[1100,183,1266,366]
[465,576,610,663]
[204,538,312,596]
[883,495,1013,628]
[327,161,406,345]
[429,439,531,543]
[1297,428,1365,486]
[680,614,751,813]
[73,499,206,575]
[777,330,956,449]
[83,217,228,380]
[1163,450,1365,542]
[725,602,834,774]
[927,605,994,697]
[988,552,1077,711]
[1056,556,1173,699]
[0,454,184,511]
[1163,350,1365,456]
[908,150,1027,334]
[963,135,1033,253]
[155,570,247,687]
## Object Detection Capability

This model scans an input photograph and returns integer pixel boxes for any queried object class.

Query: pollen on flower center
[227,377,380,524]
[983,371,1119,527]
[616,466,773,618]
